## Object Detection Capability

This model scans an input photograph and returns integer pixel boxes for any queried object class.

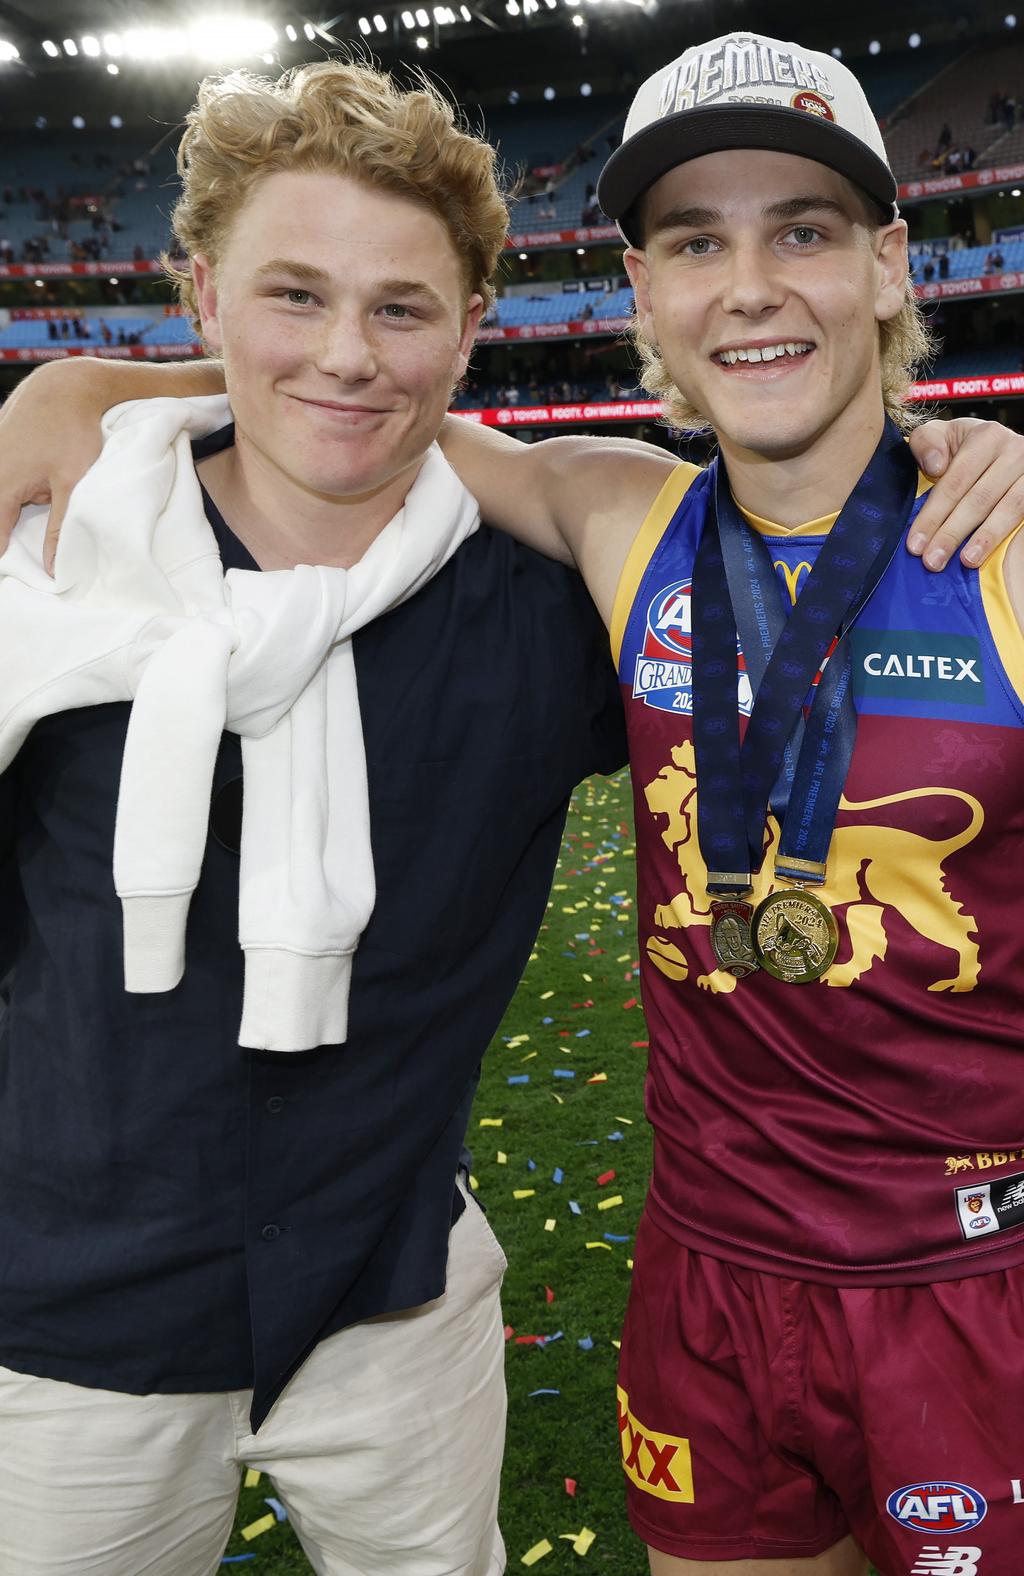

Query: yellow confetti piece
[521,1051,537,1062]
[528,953,538,961]
[585,1241,613,1251]
[540,990,554,999]
[582,972,592,982]
[497,1151,507,1164]
[513,1189,536,1199]
[552,884,568,891]
[521,1541,553,1566]
[561,907,576,914]
[243,1468,261,1489]
[470,1174,480,1191]
[479,1118,503,1128]
[241,1513,277,1541]
[551,1093,564,1105]
[627,1258,634,1270]
[612,1338,621,1349]
[588,1073,608,1083]
[614,1116,634,1124]
[559,1527,597,1556]
[544,1218,556,1232]
[597,1195,623,1211]
[616,954,630,962]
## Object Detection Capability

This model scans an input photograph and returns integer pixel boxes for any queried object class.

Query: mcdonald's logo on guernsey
[617,1385,695,1503]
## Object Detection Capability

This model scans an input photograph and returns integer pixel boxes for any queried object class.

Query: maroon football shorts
[618,1207,1024,1573]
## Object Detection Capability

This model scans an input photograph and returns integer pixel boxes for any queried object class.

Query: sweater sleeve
[0,758,23,996]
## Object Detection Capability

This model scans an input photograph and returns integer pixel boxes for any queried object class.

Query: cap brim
[597,103,897,244]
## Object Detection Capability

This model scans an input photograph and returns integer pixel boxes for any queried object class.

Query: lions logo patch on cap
[792,90,835,121]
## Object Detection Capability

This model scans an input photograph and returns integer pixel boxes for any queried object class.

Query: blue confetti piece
[528,1388,561,1397]
[606,1130,624,1141]
[577,1336,594,1351]
[553,1068,575,1079]
[561,951,576,958]
[507,1074,530,1085]
[574,932,590,941]
[265,1497,289,1523]
[527,1157,537,1171]
[575,1029,591,1038]
[603,1232,630,1242]
[576,1139,599,1146]
[569,1200,582,1215]
[541,1016,554,1025]
[552,1167,564,1184]
[538,1330,563,1345]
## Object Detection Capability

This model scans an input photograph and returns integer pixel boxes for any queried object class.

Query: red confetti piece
[622,997,638,1009]
[515,1335,543,1345]
[565,1478,577,1497]
[545,1286,555,1304]
[631,1041,649,1048]
[596,1170,616,1186]
[504,1325,516,1341]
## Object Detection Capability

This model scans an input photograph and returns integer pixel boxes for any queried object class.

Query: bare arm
[0,357,225,570]
[440,416,679,622]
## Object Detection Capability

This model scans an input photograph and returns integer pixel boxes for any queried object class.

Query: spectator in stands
[938,252,950,279]
[922,258,935,282]
[936,120,952,154]
[985,247,1005,274]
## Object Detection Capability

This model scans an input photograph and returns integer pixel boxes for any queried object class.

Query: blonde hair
[630,196,935,434]
[165,60,509,330]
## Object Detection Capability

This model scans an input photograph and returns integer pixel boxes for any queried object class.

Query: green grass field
[220,766,653,1571]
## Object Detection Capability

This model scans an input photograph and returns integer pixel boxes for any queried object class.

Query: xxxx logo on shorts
[616,1384,694,1503]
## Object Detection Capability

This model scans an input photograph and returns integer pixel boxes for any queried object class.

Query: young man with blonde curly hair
[5,33,1024,1576]
[0,59,630,1576]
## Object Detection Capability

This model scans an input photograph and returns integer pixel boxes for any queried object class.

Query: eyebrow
[648,195,851,237]
[253,259,448,309]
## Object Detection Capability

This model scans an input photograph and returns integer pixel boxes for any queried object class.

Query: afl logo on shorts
[792,90,835,122]
[886,1482,987,1534]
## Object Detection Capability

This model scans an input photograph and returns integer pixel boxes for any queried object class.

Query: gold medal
[752,888,839,983]
[710,900,759,977]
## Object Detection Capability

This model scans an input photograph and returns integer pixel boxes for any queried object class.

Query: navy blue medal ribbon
[692,418,920,895]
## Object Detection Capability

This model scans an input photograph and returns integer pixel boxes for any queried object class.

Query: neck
[720,403,887,529]
[198,430,420,571]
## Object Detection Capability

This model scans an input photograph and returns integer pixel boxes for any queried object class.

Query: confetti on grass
[521,1539,553,1565]
[240,1513,276,1542]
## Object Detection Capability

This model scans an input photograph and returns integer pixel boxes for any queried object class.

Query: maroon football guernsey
[613,463,1024,1283]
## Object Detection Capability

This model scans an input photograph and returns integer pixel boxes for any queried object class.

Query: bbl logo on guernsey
[887,1482,988,1535]
[633,579,753,715]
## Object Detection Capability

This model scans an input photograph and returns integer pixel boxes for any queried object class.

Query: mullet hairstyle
[630,184,935,434]
[165,59,509,334]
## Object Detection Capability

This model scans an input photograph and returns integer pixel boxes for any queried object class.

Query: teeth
[717,341,812,365]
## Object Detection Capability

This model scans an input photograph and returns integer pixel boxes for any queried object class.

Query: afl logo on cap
[885,1482,987,1534]
[792,90,834,121]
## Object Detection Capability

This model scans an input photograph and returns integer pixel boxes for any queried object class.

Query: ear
[191,252,223,353]
[624,246,657,347]
[455,292,486,376]
[874,218,909,325]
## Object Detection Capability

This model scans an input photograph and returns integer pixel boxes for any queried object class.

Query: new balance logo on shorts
[616,1385,694,1503]
[910,1548,983,1575]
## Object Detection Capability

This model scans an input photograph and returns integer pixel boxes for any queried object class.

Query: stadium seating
[882,40,1024,183]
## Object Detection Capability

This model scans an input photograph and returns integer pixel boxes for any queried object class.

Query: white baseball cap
[598,31,897,244]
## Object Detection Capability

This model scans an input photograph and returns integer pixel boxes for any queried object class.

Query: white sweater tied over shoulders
[0,395,479,1050]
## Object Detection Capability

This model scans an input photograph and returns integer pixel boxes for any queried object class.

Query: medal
[691,421,921,985]
[710,899,759,977]
[751,888,839,984]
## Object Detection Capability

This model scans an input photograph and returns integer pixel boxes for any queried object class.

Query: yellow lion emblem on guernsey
[644,740,984,994]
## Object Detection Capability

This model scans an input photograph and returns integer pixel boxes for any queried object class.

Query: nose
[314,309,379,384]
[719,238,785,319]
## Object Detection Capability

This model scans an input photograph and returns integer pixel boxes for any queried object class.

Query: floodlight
[0,39,18,61]
[416,34,429,46]
[42,40,59,56]
[518,252,527,260]
[285,23,297,39]
[109,277,119,285]
[359,18,372,33]
[72,115,85,128]
[110,115,123,127]
[571,14,583,25]
[506,2,520,14]
[34,279,44,288]
[508,88,520,102]
[576,247,585,254]
[543,85,555,99]
[402,10,416,24]
[81,35,101,56]
[831,45,842,57]
[190,19,278,61]
[374,14,388,30]
[102,33,124,54]
[1007,13,1018,26]
[460,5,471,17]
[1014,188,1022,196]
[34,115,47,127]
[63,39,79,56]
[580,80,591,93]
[304,21,316,38]
[107,62,119,74]
[868,39,880,53]
[416,8,429,24]
[908,32,921,46]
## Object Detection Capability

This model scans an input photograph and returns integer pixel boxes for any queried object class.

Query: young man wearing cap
[2,35,1024,1576]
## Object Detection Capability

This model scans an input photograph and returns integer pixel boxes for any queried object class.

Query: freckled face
[193,169,483,505]
[625,149,907,464]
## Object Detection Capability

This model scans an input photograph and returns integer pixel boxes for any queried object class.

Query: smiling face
[624,148,908,471]
[192,168,483,512]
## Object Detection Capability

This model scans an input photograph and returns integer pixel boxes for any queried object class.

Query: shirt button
[260,1224,281,1241]
[265,1096,285,1113]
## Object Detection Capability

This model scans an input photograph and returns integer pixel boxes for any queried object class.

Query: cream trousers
[0,1188,508,1575]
